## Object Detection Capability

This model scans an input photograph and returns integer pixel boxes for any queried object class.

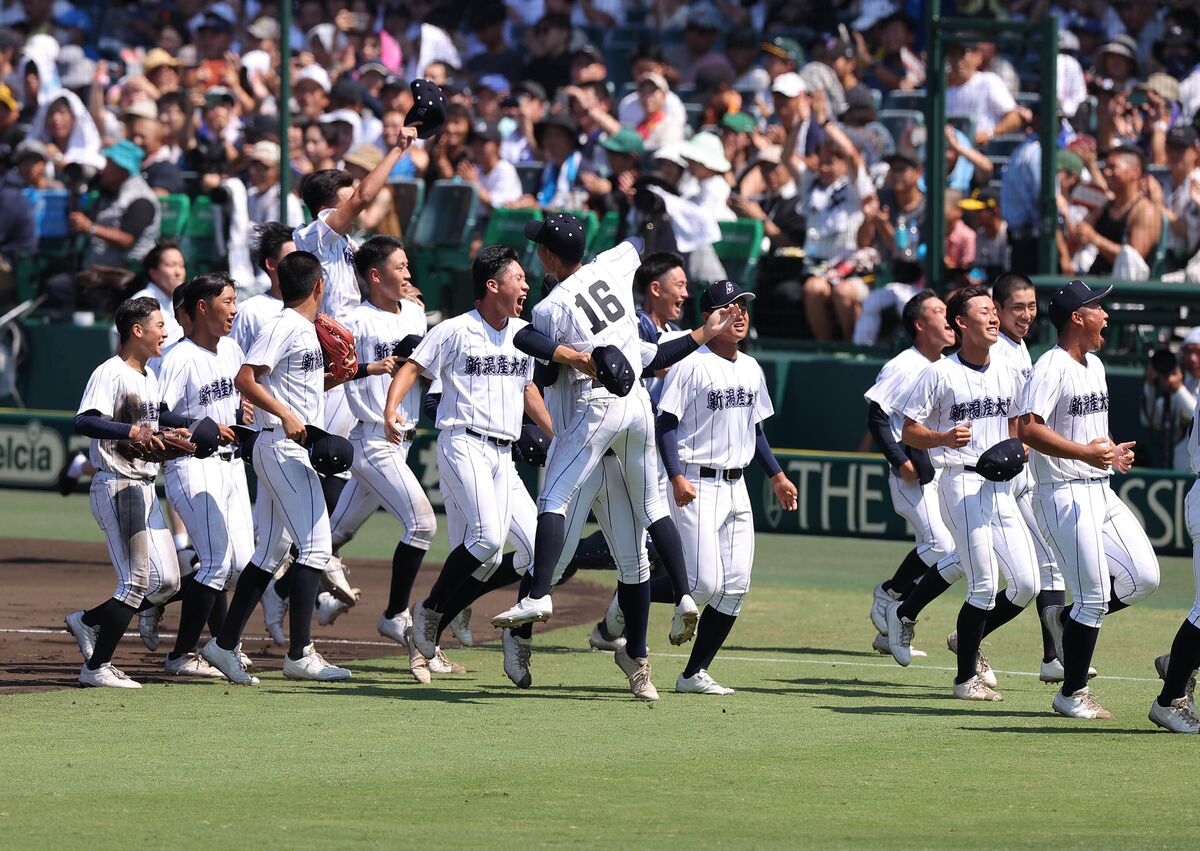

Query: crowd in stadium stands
[0,0,1196,346]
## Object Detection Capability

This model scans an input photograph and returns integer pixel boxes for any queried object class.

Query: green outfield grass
[1,489,1196,848]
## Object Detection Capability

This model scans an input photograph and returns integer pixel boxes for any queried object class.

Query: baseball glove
[119,427,195,463]
[158,427,198,460]
[315,312,358,382]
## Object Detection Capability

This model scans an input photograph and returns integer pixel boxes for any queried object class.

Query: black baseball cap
[700,279,756,312]
[1048,279,1112,330]
[303,425,354,475]
[524,212,587,265]
[405,78,446,139]
[592,345,636,397]
[1167,125,1198,148]
[189,417,221,459]
[392,334,423,358]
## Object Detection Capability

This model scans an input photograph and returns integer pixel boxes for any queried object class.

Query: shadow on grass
[957,725,1162,735]
[723,645,881,658]
[259,680,638,703]
[731,676,954,701]
[818,704,1051,717]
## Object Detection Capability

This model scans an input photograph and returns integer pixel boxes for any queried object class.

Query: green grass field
[2,490,1197,848]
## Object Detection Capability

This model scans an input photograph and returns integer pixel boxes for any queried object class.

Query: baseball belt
[699,466,744,481]
[466,427,512,448]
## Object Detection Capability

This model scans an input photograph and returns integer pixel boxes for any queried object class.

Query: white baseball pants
[671,468,756,616]
[1012,466,1065,592]
[1034,478,1160,628]
[1184,480,1200,627]
[89,472,180,607]
[250,428,332,572]
[438,428,518,565]
[164,453,255,591]
[888,470,954,567]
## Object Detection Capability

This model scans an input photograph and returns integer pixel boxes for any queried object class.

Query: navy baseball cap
[700,279,756,312]
[188,417,221,459]
[405,79,446,139]
[392,334,423,358]
[1049,279,1112,330]
[524,212,587,265]
[304,425,354,475]
[591,345,636,397]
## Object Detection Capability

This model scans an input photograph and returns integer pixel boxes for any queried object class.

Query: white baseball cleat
[589,621,626,652]
[261,580,288,646]
[1041,604,1065,663]
[1039,657,1065,682]
[676,669,734,695]
[491,595,553,629]
[448,607,476,646]
[79,662,141,689]
[316,591,352,626]
[1052,687,1113,719]
[872,632,890,654]
[946,631,996,687]
[138,606,163,651]
[282,643,351,681]
[411,603,442,658]
[952,675,1003,702]
[164,653,223,678]
[669,595,699,645]
[405,627,431,684]
[429,647,466,674]
[870,582,895,634]
[64,610,96,661]
[614,646,658,701]
[885,602,915,667]
[604,593,624,638]
[501,629,532,689]
[1154,652,1195,705]
[322,555,360,605]
[1149,697,1200,733]
[200,638,260,685]
[237,650,254,671]
[377,609,412,645]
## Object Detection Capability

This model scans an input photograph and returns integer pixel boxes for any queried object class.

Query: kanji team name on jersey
[464,354,530,377]
[949,396,1013,422]
[300,349,325,373]
[121,397,159,424]
[1068,392,1109,417]
[707,386,759,411]
[198,376,236,407]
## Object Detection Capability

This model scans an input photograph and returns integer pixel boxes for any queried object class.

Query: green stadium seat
[984,134,1026,158]
[592,211,620,255]
[389,178,425,238]
[183,196,222,273]
[482,207,541,269]
[878,109,923,147]
[714,218,765,289]
[884,90,925,112]
[410,180,479,313]
[158,193,190,239]
[516,162,543,198]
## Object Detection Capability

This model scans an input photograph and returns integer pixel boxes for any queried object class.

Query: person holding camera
[1142,346,1198,470]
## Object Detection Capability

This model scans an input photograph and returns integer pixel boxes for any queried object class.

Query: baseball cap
[524,212,587,265]
[825,36,857,61]
[344,144,383,172]
[247,16,281,41]
[332,77,367,105]
[720,112,756,134]
[295,65,332,93]
[13,138,49,163]
[304,425,353,476]
[1048,279,1113,330]
[356,61,389,80]
[591,345,636,397]
[686,1,723,30]
[534,113,580,148]
[188,417,221,460]
[124,99,158,121]
[476,74,511,95]
[468,119,501,144]
[512,80,548,102]
[249,140,281,166]
[197,9,235,32]
[761,36,802,66]
[884,149,921,171]
[752,145,783,166]
[143,47,182,73]
[600,128,644,155]
[1055,148,1084,175]
[1167,125,1199,148]
[959,186,999,210]
[638,72,670,93]
[392,334,423,358]
[700,279,756,312]
[771,72,807,98]
[1140,72,1179,103]
[204,87,235,108]
[405,79,447,139]
[101,140,145,176]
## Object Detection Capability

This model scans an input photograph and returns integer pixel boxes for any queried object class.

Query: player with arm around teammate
[156,273,255,678]
[891,285,1039,702]
[1017,280,1159,720]
[64,297,180,687]
[864,291,955,656]
[201,251,352,684]
[655,280,798,694]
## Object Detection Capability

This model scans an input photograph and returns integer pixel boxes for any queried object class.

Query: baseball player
[492,215,734,700]
[1150,390,1200,732]
[864,290,955,656]
[888,284,1039,702]
[129,241,188,369]
[64,296,180,688]
[1018,280,1160,720]
[201,251,351,683]
[157,273,255,677]
[384,245,574,684]
[656,280,798,694]
[325,236,436,650]
[230,222,294,354]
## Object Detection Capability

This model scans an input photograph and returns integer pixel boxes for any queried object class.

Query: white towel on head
[213,177,260,297]
[646,186,720,254]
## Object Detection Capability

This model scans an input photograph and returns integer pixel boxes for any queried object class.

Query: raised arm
[323,128,418,236]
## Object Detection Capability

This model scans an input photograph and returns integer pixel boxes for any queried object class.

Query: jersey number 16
[574,280,625,334]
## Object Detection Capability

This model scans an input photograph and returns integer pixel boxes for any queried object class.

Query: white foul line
[0,627,1161,683]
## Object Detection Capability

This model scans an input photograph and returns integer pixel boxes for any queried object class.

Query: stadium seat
[388,178,424,238]
[884,90,925,112]
[878,109,924,147]
[482,207,541,269]
[157,193,190,239]
[409,180,479,313]
[1015,92,1040,110]
[592,211,620,255]
[516,162,543,198]
[946,114,975,142]
[714,219,765,289]
[984,134,1026,158]
[183,196,221,273]
[23,188,70,242]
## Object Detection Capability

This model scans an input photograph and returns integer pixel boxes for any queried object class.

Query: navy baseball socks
[1157,620,1200,707]
[953,603,989,685]
[169,580,221,660]
[81,598,138,670]
[616,580,651,659]
[1060,616,1101,695]
[895,567,951,622]
[1035,590,1066,662]
[286,564,322,661]
[423,545,482,613]
[384,542,426,620]
[883,548,929,598]
[216,564,273,651]
[682,607,737,678]
[436,553,521,636]
[528,513,568,599]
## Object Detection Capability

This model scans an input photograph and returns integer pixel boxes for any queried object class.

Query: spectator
[863,11,923,94]
[31,88,102,173]
[800,34,855,118]
[1141,347,1196,470]
[568,44,608,86]
[1057,30,1088,119]
[522,13,572,99]
[1160,126,1200,270]
[500,80,546,165]
[617,45,688,131]
[245,140,304,227]
[766,73,823,171]
[130,240,187,347]
[718,112,757,180]
[529,113,585,209]
[0,145,35,302]
[303,120,339,173]
[425,103,472,187]
[850,149,928,347]
[294,65,332,121]
[681,132,734,222]
[999,113,1044,276]
[728,29,770,99]
[379,109,423,180]
[472,75,508,124]
[1075,145,1162,278]
[195,87,241,163]
[143,48,183,96]
[838,88,893,170]
[331,76,381,149]
[155,92,191,165]
[945,42,1021,148]
[959,186,1010,280]
[760,36,802,86]
[800,135,875,341]
[565,80,619,174]
[460,119,522,217]
[943,124,994,192]
[631,72,685,152]
[652,141,698,199]
[975,41,1020,96]
[123,100,183,195]
[675,3,734,85]
[942,189,976,287]
[581,128,642,217]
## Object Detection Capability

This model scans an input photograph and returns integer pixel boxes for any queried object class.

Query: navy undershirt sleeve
[754,423,783,477]
[76,412,137,441]
[655,412,683,479]
[644,334,699,374]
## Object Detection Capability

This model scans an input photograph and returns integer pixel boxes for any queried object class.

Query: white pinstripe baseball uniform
[1023,346,1159,628]
[77,357,180,607]
[864,346,954,569]
[230,293,284,355]
[658,346,773,616]
[243,308,331,572]
[533,241,668,532]
[129,283,184,374]
[1182,395,1200,627]
[412,309,534,565]
[329,300,436,552]
[990,332,1064,592]
[157,337,255,591]
[900,353,1038,611]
